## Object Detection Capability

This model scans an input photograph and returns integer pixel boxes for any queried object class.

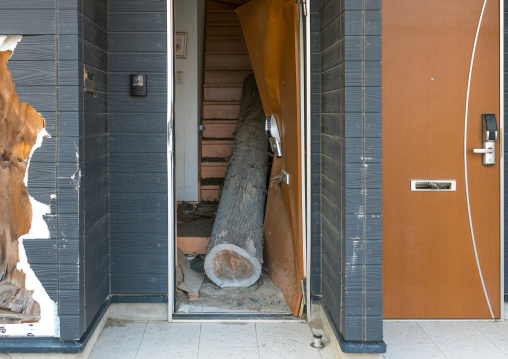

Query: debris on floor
[177,254,291,314]
[176,248,205,301]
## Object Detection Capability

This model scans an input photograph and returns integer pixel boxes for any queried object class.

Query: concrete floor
[88,320,335,359]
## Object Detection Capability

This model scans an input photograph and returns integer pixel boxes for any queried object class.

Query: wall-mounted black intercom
[130,74,147,96]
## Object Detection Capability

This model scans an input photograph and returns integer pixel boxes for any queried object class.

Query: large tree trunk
[204,74,268,288]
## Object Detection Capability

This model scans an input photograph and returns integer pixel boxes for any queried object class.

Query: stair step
[206,25,244,37]
[202,119,238,137]
[202,102,241,119]
[206,9,236,13]
[204,84,243,101]
[202,138,234,157]
[205,39,247,52]
[206,36,244,40]
[206,0,238,11]
[206,12,240,24]
[200,186,221,202]
[206,51,248,55]
[206,22,241,27]
[205,54,252,69]
[201,161,228,179]
[204,69,252,84]
[204,83,243,87]
[200,178,225,202]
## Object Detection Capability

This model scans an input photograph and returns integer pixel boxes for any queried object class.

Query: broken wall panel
[6,33,60,334]
[0,44,56,336]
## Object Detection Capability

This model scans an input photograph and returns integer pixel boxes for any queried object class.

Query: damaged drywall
[0,36,57,337]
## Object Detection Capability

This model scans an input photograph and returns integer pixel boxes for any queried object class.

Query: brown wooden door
[237,0,303,316]
[383,0,501,318]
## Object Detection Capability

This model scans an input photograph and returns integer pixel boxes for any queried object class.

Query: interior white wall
[175,0,205,201]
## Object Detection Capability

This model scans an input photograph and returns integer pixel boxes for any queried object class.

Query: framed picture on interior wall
[175,33,188,59]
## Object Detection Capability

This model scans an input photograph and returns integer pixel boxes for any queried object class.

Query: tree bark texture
[204,74,269,288]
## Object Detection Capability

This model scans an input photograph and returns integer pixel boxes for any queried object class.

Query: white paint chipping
[0,35,22,52]
[0,36,58,337]
[14,126,58,338]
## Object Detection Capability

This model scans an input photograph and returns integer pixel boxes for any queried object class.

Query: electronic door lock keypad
[482,114,497,141]
[472,114,497,166]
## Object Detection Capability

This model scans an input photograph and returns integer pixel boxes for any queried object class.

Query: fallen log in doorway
[204,74,269,288]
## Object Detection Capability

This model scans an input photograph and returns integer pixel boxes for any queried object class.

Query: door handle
[471,114,497,166]
[472,148,494,154]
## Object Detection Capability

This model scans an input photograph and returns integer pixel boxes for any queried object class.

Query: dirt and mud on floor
[177,201,217,240]
[176,201,291,315]
[177,254,291,314]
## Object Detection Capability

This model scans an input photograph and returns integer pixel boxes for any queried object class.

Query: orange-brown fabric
[236,0,303,316]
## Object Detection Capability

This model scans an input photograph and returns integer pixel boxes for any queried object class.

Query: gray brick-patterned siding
[57,0,110,340]
[319,0,383,343]
[80,0,110,334]
[311,0,322,295]
[1,0,110,341]
[108,1,168,294]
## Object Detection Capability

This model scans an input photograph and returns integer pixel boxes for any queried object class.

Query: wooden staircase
[200,0,252,201]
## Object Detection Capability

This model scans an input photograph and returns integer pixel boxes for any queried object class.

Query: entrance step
[202,101,241,119]
[177,201,217,254]
[204,84,243,102]
[202,119,238,138]
[202,138,234,158]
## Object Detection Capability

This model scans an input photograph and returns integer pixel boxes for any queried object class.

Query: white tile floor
[383,321,508,359]
[90,318,508,359]
[89,320,335,359]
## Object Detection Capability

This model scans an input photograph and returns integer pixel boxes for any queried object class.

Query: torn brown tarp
[236,0,303,316]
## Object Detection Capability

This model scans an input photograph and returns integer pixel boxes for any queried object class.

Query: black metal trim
[110,294,168,304]
[321,300,386,354]
[172,313,295,320]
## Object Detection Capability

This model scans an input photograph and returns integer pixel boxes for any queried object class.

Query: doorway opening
[173,0,308,318]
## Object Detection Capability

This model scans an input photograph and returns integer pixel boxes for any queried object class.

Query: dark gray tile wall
[310,0,322,295]
[0,0,85,341]
[108,0,168,294]
[79,0,110,334]
[8,33,59,307]
[319,0,383,342]
[55,0,110,340]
